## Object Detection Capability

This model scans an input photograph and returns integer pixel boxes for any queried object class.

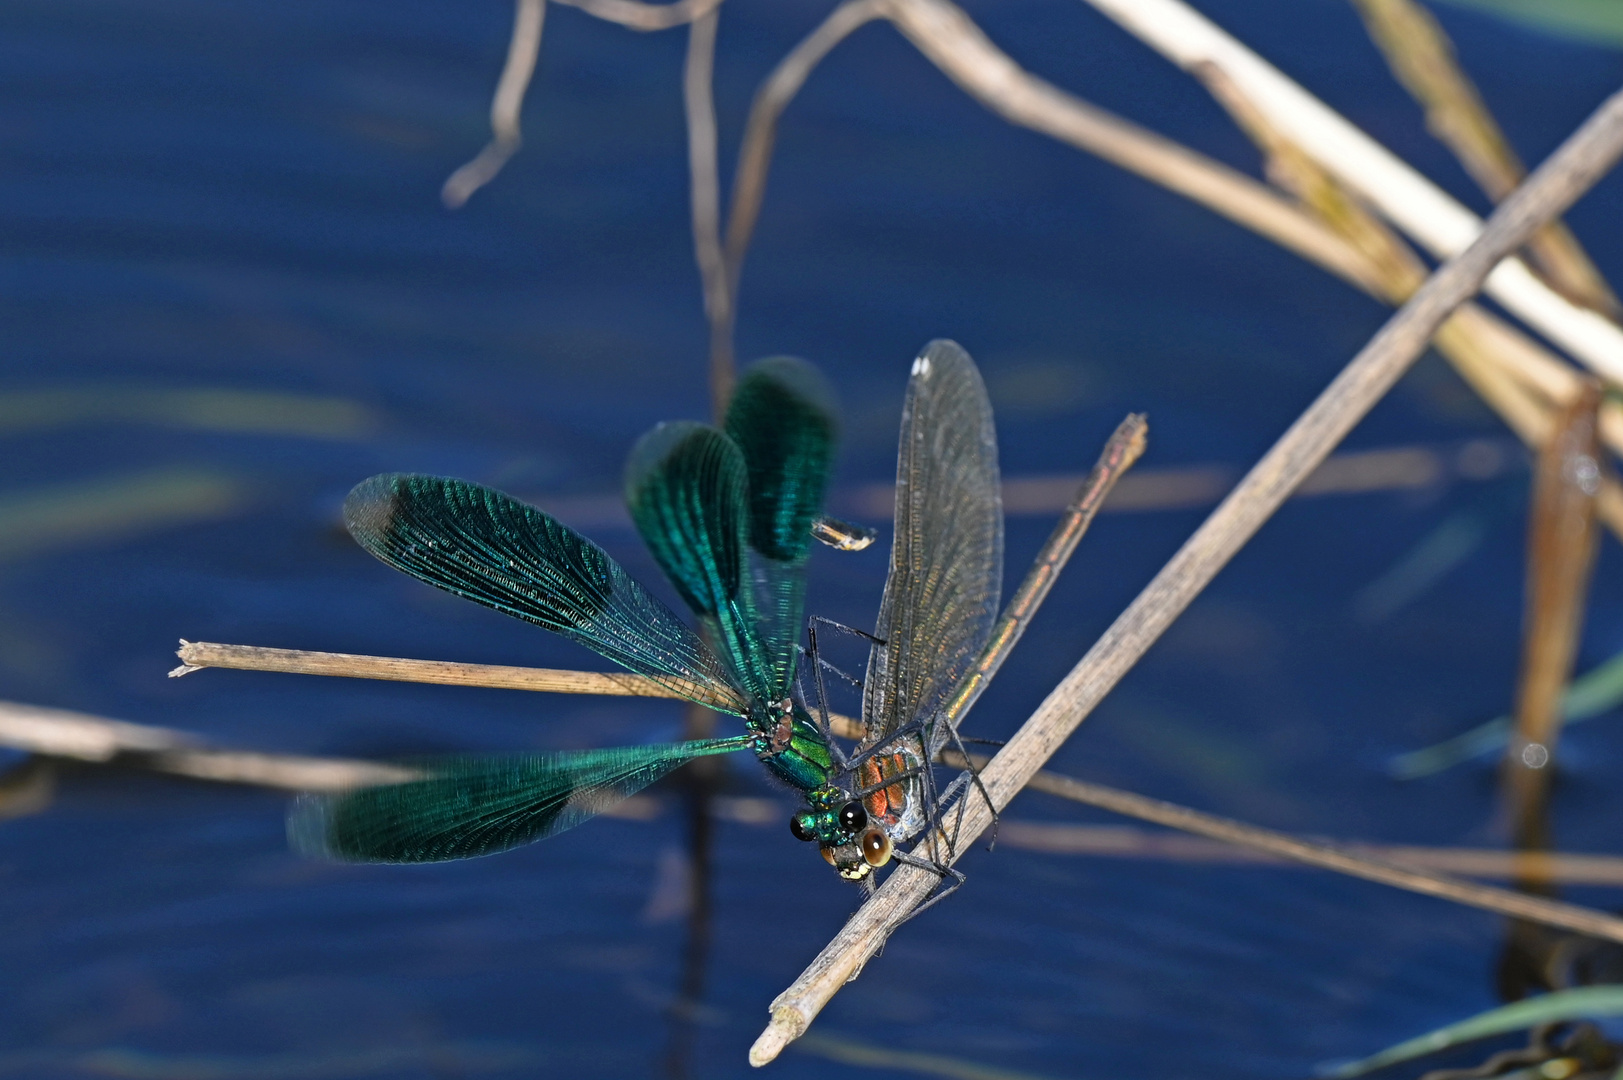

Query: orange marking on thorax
[858,752,911,827]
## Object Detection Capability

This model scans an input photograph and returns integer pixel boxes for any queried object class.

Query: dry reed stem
[443,0,723,210]
[1198,60,1623,543]
[998,822,1623,887]
[724,0,1377,308]
[748,81,1623,1068]
[0,699,413,790]
[550,0,721,31]
[972,758,1623,927]
[682,5,732,414]
[172,640,683,696]
[719,0,1623,517]
[170,640,867,738]
[13,687,1623,900]
[1079,0,1623,386]
[1347,0,1620,316]
[723,0,890,311]
[442,0,546,209]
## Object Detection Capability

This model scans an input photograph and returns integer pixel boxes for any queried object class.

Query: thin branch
[942,414,1146,726]
[996,821,1623,887]
[1347,0,1620,316]
[0,699,413,790]
[724,0,890,297]
[683,4,732,416]
[749,79,1623,1067]
[1079,0,1623,385]
[724,0,1378,309]
[977,763,1623,924]
[13,688,1623,895]
[549,0,722,31]
[442,0,546,209]
[173,640,679,696]
[170,640,866,738]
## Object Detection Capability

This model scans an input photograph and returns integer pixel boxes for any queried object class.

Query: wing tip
[342,472,413,546]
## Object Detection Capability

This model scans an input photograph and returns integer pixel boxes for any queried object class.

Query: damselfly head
[821,825,893,880]
[822,842,871,880]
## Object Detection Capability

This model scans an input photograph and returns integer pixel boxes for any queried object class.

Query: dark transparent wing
[724,357,836,564]
[862,340,1003,753]
[625,422,772,704]
[345,474,749,715]
[291,736,753,863]
[724,357,838,699]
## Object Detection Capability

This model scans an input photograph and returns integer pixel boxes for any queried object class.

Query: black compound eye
[837,801,867,832]
[789,814,817,842]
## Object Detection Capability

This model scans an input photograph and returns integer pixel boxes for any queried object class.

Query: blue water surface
[3,0,1623,1076]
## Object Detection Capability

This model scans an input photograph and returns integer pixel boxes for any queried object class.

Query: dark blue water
[3,0,1623,1076]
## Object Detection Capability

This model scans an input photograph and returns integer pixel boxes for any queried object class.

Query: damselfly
[291,357,869,863]
[792,340,1002,885]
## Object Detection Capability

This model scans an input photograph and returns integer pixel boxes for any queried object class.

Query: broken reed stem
[749,81,1623,1068]
[942,414,1147,726]
[949,753,1623,933]
[441,0,545,209]
[1504,384,1605,865]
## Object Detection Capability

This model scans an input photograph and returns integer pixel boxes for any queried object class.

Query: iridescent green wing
[625,422,771,704]
[725,357,837,563]
[291,736,754,863]
[725,357,837,699]
[345,474,750,715]
[862,340,1003,757]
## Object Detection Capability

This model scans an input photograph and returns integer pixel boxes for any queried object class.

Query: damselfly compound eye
[861,829,893,867]
[820,846,837,866]
[837,801,867,832]
[789,814,817,842]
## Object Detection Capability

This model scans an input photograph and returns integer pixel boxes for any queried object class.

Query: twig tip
[749,1007,806,1066]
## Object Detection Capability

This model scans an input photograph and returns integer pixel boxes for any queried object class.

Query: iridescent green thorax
[754,706,835,793]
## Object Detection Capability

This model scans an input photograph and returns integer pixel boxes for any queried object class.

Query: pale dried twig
[683,4,732,415]
[170,640,866,737]
[550,0,721,31]
[0,699,413,790]
[723,0,1377,311]
[442,0,546,209]
[997,821,1623,887]
[968,757,1623,923]
[749,79,1623,1067]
